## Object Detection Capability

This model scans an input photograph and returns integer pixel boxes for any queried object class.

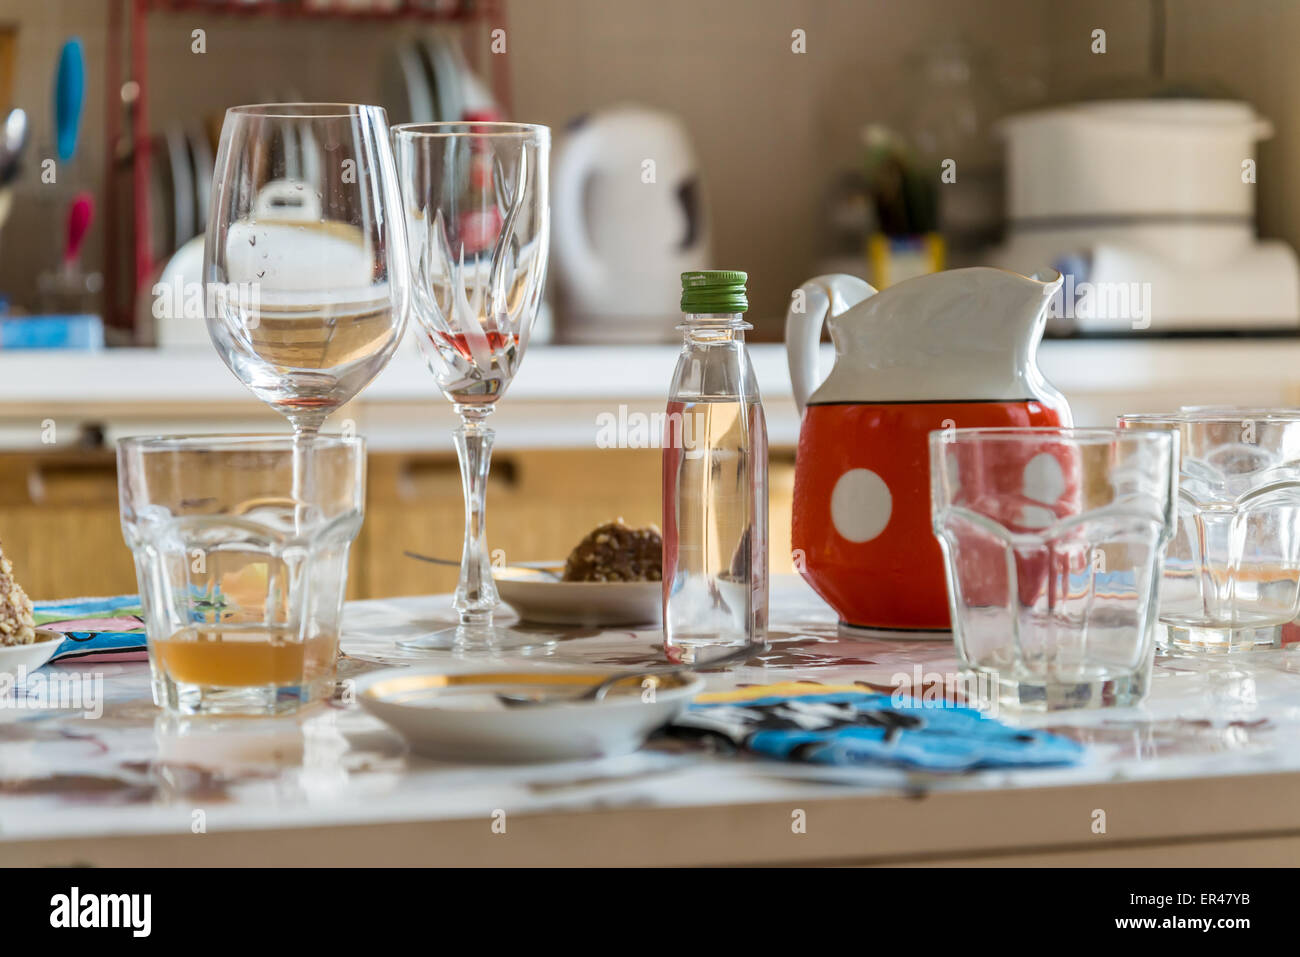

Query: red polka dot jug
[785,267,1071,635]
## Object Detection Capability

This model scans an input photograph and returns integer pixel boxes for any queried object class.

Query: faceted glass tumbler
[929,428,1177,711]
[1119,411,1300,653]
[117,435,365,715]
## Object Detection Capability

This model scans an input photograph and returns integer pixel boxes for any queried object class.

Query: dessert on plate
[561,519,662,583]
[0,540,36,646]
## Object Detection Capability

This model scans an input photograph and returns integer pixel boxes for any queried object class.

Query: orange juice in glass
[117,435,364,715]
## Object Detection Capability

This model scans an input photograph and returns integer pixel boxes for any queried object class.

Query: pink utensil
[63,190,93,269]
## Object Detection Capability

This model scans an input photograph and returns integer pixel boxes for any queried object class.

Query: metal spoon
[403,550,563,580]
[0,109,28,185]
[495,640,765,708]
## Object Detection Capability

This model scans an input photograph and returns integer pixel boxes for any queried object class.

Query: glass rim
[117,433,366,453]
[225,102,387,120]
[1120,409,1300,424]
[929,426,1175,447]
[392,121,550,141]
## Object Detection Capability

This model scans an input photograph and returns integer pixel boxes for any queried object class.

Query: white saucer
[494,564,661,628]
[838,622,952,642]
[0,628,62,677]
[355,663,701,763]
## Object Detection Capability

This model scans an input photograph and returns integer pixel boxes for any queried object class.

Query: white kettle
[552,105,711,342]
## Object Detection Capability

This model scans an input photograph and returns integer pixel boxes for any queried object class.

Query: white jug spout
[788,266,1067,406]
[844,267,1062,356]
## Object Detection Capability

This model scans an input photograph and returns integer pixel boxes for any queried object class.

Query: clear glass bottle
[662,271,768,660]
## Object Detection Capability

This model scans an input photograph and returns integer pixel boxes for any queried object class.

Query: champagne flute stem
[453,405,498,634]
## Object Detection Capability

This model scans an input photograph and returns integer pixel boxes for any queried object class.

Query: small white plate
[494,564,661,628]
[837,622,952,642]
[356,664,701,763]
[0,628,62,677]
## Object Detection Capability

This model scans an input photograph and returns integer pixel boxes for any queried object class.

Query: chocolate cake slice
[0,540,36,646]
[562,519,663,583]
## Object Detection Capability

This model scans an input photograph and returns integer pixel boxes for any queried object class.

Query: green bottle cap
[680,270,748,314]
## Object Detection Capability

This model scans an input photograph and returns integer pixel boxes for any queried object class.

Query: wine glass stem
[290,421,321,535]
[453,405,498,632]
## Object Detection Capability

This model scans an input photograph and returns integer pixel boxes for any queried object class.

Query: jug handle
[785,274,876,414]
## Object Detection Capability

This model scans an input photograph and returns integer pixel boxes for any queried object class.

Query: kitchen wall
[0,0,451,326]
[0,0,110,318]
[0,0,1295,335]
[506,0,1056,329]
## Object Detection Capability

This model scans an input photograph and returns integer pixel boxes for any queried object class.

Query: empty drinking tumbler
[1119,410,1300,653]
[929,427,1177,711]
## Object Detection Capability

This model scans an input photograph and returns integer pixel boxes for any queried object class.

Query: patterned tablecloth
[3,576,1300,863]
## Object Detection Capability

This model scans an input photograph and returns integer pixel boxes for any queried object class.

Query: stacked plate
[380,32,498,125]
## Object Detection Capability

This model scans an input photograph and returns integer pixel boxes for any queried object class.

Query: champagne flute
[204,103,410,436]
[393,121,550,653]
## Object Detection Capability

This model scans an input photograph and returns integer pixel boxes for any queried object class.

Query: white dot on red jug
[830,468,892,543]
[1023,452,1066,505]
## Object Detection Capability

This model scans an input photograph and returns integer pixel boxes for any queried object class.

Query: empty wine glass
[205,103,410,436]
[393,121,550,653]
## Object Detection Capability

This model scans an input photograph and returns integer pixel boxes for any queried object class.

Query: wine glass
[204,103,410,436]
[393,121,550,652]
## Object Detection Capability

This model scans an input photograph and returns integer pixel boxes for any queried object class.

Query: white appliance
[552,105,711,343]
[152,181,373,347]
[987,99,1300,333]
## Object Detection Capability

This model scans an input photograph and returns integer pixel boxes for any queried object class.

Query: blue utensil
[54,37,85,163]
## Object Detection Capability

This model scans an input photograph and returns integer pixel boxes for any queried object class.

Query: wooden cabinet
[0,447,797,602]
[0,451,138,601]
[360,448,664,597]
[361,447,797,597]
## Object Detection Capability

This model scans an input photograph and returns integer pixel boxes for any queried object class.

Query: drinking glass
[393,122,550,652]
[205,103,410,435]
[118,435,365,716]
[1119,410,1300,652]
[929,427,1177,711]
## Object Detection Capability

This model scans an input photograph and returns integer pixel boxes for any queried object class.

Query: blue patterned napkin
[34,595,148,663]
[670,684,1084,771]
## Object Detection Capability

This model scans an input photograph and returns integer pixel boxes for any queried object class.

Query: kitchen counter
[4,576,1300,867]
[0,338,1297,450]
[0,336,1298,403]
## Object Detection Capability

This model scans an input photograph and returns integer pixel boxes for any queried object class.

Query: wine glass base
[397,624,557,656]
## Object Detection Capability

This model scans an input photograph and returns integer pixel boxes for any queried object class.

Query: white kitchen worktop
[0,339,1295,450]
[0,338,1297,402]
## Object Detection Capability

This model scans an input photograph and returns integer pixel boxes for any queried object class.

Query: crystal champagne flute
[393,121,550,652]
